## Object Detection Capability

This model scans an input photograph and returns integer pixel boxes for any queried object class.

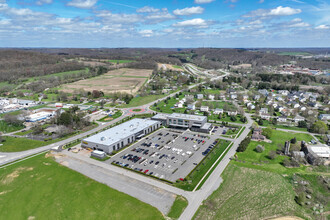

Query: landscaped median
[167,195,188,219]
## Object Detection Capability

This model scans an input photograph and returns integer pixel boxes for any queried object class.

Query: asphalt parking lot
[109,128,220,182]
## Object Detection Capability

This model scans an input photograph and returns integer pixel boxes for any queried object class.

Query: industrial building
[151,113,212,133]
[81,118,161,154]
[25,108,57,122]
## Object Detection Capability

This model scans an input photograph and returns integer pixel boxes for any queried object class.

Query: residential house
[213,108,223,115]
[293,103,300,109]
[187,104,196,110]
[251,128,265,141]
[196,94,204,99]
[260,108,268,114]
[230,93,237,100]
[319,114,330,121]
[247,103,255,110]
[227,111,238,116]
[277,116,287,123]
[258,89,269,97]
[294,115,305,123]
[254,95,261,100]
[208,94,215,100]
[278,90,289,96]
[200,106,209,112]
[260,113,271,120]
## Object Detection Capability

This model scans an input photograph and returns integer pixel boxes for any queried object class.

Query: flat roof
[83,118,159,146]
[308,145,330,158]
[152,113,170,120]
[168,113,207,122]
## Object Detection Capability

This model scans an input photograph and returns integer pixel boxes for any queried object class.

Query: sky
[0,0,329,48]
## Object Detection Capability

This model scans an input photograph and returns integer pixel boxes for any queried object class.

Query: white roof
[309,145,330,158]
[92,150,106,155]
[169,113,206,122]
[83,118,159,146]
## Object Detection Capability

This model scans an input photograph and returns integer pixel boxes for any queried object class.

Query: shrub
[262,127,273,139]
[237,137,251,152]
[268,150,276,160]
[295,192,306,206]
[255,145,265,153]
[291,137,297,144]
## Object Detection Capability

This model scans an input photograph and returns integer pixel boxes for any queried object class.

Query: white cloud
[173,18,208,27]
[173,6,204,16]
[259,0,264,3]
[136,6,159,13]
[288,22,309,27]
[139,29,153,37]
[67,0,97,9]
[243,6,301,18]
[36,0,52,5]
[144,8,175,23]
[315,24,330,30]
[194,0,215,4]
[269,6,301,16]
[0,19,10,25]
[96,10,141,24]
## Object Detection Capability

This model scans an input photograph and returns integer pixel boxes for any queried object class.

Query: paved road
[178,114,253,220]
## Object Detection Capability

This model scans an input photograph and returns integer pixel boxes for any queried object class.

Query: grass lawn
[167,196,188,219]
[236,129,313,175]
[0,136,49,152]
[97,111,122,122]
[193,163,310,220]
[261,120,308,132]
[314,135,326,144]
[120,94,168,108]
[173,65,183,70]
[174,140,231,191]
[107,60,135,64]
[0,124,98,152]
[0,153,164,219]
[194,129,328,220]
[0,121,24,133]
[150,94,185,114]
[201,101,235,109]
[208,113,246,124]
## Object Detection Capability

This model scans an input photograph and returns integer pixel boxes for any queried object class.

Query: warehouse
[25,111,55,122]
[81,118,161,154]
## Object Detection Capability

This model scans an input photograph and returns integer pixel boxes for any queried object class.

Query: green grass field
[208,113,246,124]
[97,111,122,122]
[0,121,24,133]
[236,130,313,174]
[0,124,98,152]
[194,163,310,220]
[278,52,312,56]
[261,120,308,132]
[167,196,188,219]
[108,60,135,64]
[150,94,185,113]
[0,136,49,152]
[121,94,168,108]
[0,153,164,219]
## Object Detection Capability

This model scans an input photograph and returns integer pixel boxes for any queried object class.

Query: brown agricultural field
[60,68,152,94]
